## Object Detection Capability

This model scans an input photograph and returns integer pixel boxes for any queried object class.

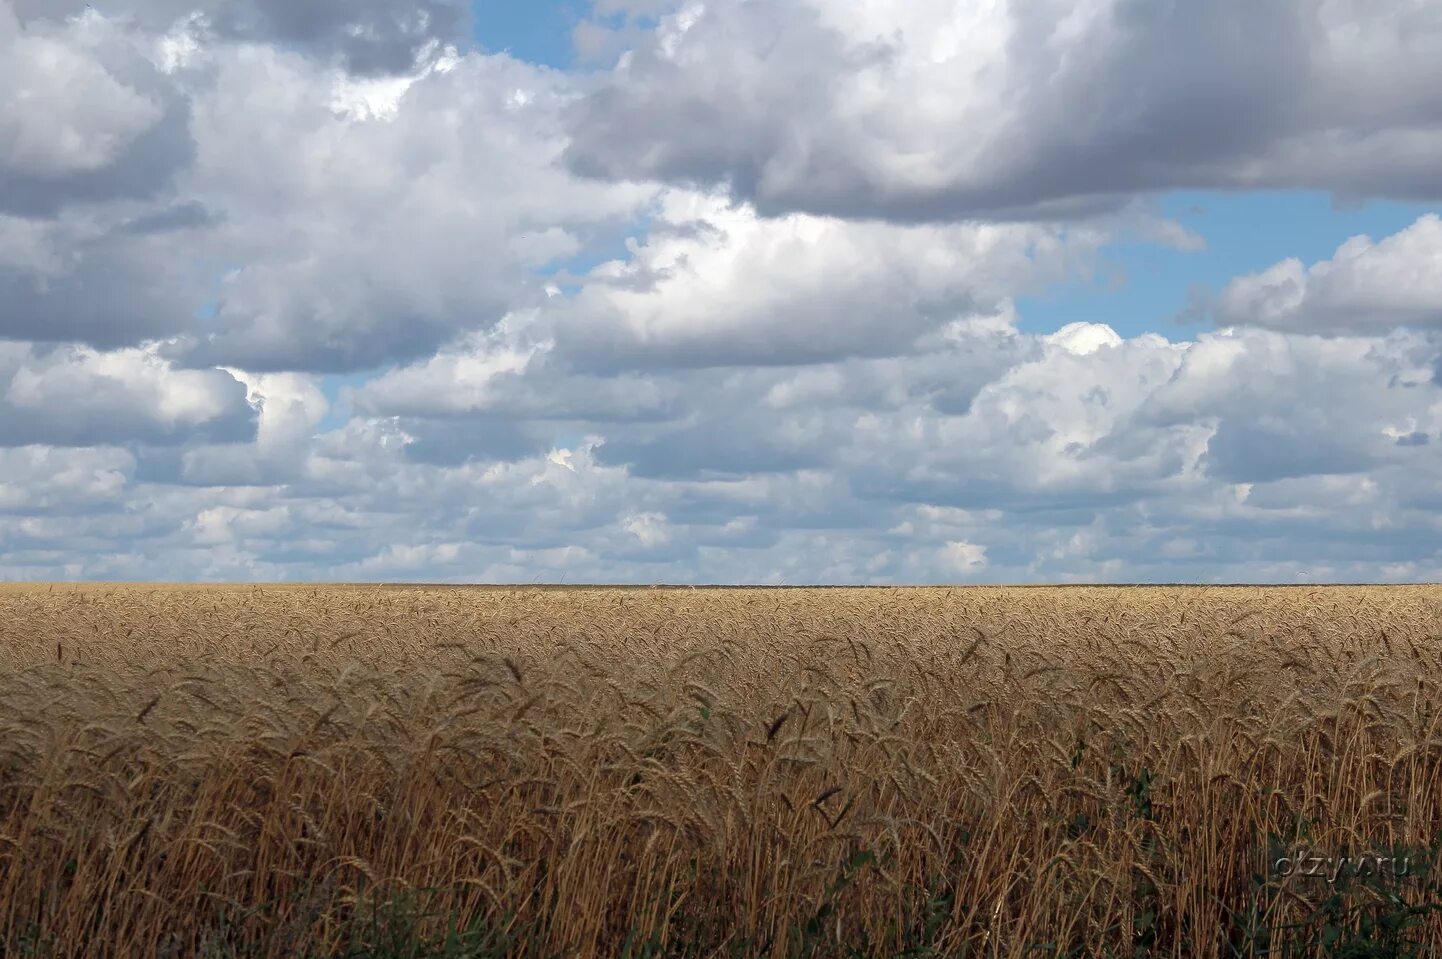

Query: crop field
[3,584,1442,958]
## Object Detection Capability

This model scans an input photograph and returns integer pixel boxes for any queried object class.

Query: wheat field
[2,584,1442,957]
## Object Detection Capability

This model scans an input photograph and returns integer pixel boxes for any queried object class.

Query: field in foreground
[3,585,1442,958]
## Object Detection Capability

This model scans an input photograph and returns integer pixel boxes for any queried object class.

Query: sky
[2,0,1442,584]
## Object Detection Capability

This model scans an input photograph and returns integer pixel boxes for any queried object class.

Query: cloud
[544,189,1106,370]
[0,5,194,217]
[939,540,988,575]
[0,343,255,447]
[1,6,655,369]
[565,0,1442,220]
[0,208,220,346]
[27,315,1422,584]
[1214,214,1442,333]
[11,0,470,75]
[1138,327,1440,483]
[0,11,161,178]
[174,370,328,485]
[166,42,655,372]
[0,445,134,513]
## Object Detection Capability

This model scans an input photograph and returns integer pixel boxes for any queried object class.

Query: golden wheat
[1,584,1441,957]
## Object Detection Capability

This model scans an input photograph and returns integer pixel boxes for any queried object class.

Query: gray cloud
[0,445,134,514]
[11,0,469,75]
[163,44,654,372]
[0,209,220,346]
[0,7,655,368]
[13,315,1417,584]
[565,0,1442,221]
[0,343,256,447]
[0,5,194,216]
